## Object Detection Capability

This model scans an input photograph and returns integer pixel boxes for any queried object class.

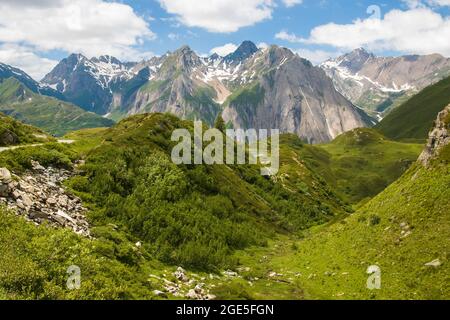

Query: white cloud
[257,42,270,49]
[275,30,302,43]
[299,8,450,56]
[427,0,450,6]
[282,0,302,7]
[158,0,275,33]
[210,43,238,56]
[403,0,450,7]
[0,0,155,60]
[168,33,180,40]
[293,48,341,65]
[0,44,58,80]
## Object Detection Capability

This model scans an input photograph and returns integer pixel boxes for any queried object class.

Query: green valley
[0,78,114,136]
[376,75,450,142]
[1,105,448,300]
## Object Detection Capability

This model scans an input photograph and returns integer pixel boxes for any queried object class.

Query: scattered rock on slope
[0,162,90,237]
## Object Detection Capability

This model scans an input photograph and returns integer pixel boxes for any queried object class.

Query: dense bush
[0,143,76,172]
[67,114,337,270]
[0,208,157,299]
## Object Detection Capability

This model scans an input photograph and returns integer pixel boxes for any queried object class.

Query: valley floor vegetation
[0,111,448,300]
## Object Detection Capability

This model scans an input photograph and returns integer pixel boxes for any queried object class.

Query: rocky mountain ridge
[37,41,374,143]
[321,48,450,117]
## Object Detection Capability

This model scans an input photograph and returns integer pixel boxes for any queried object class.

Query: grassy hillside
[284,146,449,299]
[287,128,423,204]
[376,75,450,141]
[0,110,443,300]
[65,113,347,270]
[0,113,54,146]
[0,205,174,300]
[0,78,114,136]
[212,143,449,300]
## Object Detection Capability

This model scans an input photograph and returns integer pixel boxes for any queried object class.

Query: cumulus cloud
[282,0,303,7]
[296,8,450,56]
[210,43,238,56]
[293,48,341,65]
[0,44,59,80]
[403,0,450,8]
[427,0,450,6]
[158,0,275,33]
[0,0,155,59]
[275,30,302,43]
[168,33,180,40]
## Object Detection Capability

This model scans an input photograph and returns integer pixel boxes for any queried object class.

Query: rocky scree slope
[0,161,90,237]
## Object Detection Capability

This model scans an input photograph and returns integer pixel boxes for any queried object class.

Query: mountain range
[2,41,450,143]
[321,48,450,118]
[39,41,374,143]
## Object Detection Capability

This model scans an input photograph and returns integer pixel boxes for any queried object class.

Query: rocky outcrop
[0,161,90,237]
[222,46,373,143]
[0,129,19,146]
[418,105,450,167]
[149,267,217,300]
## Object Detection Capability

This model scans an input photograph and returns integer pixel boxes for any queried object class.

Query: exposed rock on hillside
[0,162,90,237]
[418,105,450,167]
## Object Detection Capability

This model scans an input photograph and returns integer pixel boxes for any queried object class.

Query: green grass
[0,142,76,173]
[63,127,109,157]
[288,128,423,205]
[376,75,450,141]
[0,78,114,136]
[183,86,221,126]
[64,113,346,270]
[0,112,55,146]
[0,206,171,300]
[1,110,446,300]
[209,150,449,300]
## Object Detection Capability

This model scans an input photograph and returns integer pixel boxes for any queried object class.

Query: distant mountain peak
[354,47,370,54]
[209,53,220,60]
[343,47,374,62]
[67,53,88,63]
[92,55,123,65]
[176,45,195,55]
[224,40,258,63]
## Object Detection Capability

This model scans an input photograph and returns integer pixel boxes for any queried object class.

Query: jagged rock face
[418,105,450,167]
[0,162,90,237]
[41,54,138,115]
[224,41,259,65]
[129,43,372,142]
[222,46,373,144]
[129,46,221,125]
[321,49,450,116]
[40,42,374,142]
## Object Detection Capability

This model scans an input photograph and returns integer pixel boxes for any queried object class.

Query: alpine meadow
[0,0,449,306]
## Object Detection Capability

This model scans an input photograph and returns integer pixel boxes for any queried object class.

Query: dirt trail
[0,140,75,153]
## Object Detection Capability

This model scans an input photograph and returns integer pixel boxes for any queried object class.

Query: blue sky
[0,0,449,79]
